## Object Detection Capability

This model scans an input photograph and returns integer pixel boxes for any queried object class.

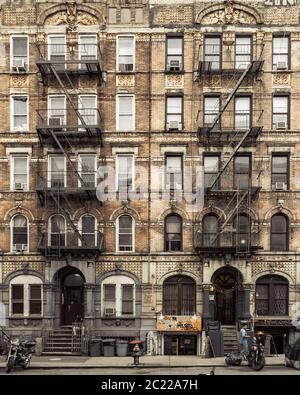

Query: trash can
[89,339,101,357]
[102,339,115,356]
[116,340,128,357]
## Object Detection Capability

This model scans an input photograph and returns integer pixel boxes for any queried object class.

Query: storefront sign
[264,0,300,5]
[157,315,202,332]
[255,319,293,327]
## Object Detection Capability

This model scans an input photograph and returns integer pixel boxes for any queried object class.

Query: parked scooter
[225,337,265,371]
[1,330,35,373]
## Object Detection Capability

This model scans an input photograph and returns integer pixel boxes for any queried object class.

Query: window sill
[165,70,185,75]
[116,71,135,75]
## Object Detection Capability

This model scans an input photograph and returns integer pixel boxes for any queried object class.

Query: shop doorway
[164,335,197,355]
[212,267,242,325]
[60,268,85,325]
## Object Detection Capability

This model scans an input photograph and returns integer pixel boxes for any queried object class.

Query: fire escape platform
[197,60,264,78]
[198,126,262,146]
[194,245,263,258]
[204,186,261,199]
[36,126,102,145]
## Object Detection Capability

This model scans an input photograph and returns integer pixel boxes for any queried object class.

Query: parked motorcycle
[1,330,35,373]
[225,337,265,371]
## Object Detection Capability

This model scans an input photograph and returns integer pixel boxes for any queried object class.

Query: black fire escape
[195,40,264,258]
[35,40,104,260]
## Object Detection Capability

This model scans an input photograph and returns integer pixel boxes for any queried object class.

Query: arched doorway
[59,268,85,325]
[212,267,243,325]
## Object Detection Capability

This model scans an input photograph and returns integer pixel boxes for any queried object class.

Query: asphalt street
[0,366,299,375]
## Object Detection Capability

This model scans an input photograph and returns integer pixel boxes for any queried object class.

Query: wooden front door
[61,273,84,325]
[214,272,237,325]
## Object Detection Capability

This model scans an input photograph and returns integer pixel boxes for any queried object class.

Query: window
[49,36,65,70]
[233,215,250,248]
[80,215,96,247]
[10,275,43,317]
[203,215,219,247]
[49,156,66,188]
[117,215,134,252]
[11,36,28,72]
[29,285,42,315]
[272,155,289,189]
[79,95,97,126]
[165,215,182,252]
[102,275,135,316]
[273,35,289,70]
[235,36,251,70]
[166,36,183,72]
[272,96,289,130]
[11,285,24,315]
[11,96,28,131]
[165,155,182,190]
[79,35,97,64]
[234,155,251,189]
[49,215,66,247]
[135,8,144,23]
[122,285,134,315]
[235,96,251,130]
[117,155,134,191]
[271,214,288,252]
[117,36,134,72]
[108,8,117,23]
[163,275,196,315]
[204,96,220,127]
[121,8,131,23]
[12,215,28,252]
[256,275,288,316]
[11,156,28,190]
[48,96,66,126]
[204,155,220,189]
[117,95,135,131]
[79,155,96,188]
[166,96,183,131]
[204,36,221,70]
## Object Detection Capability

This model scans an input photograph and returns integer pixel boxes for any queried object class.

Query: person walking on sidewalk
[239,324,249,359]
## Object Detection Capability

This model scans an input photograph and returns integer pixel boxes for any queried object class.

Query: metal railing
[195,230,261,251]
[36,170,98,191]
[38,231,104,252]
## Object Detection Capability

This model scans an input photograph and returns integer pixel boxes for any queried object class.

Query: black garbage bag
[225,351,243,366]
[285,338,300,370]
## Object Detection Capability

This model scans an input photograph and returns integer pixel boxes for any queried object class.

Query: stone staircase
[221,325,239,355]
[43,326,81,355]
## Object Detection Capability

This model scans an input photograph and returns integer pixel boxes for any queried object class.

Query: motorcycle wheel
[6,356,14,373]
[252,356,266,371]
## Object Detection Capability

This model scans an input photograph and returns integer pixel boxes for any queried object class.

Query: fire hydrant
[132,343,141,366]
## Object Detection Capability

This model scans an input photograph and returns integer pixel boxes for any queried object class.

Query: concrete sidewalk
[0,354,285,369]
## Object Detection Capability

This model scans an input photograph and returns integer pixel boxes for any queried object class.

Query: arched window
[11,215,28,252]
[102,275,135,316]
[163,275,196,315]
[256,275,289,316]
[79,215,97,246]
[117,215,134,252]
[202,214,219,247]
[49,215,66,247]
[10,275,42,316]
[165,215,182,251]
[233,214,250,248]
[271,214,288,251]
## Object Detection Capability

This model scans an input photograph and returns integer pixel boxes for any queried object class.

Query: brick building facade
[0,0,300,356]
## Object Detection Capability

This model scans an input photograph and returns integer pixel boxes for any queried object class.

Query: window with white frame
[272,95,289,130]
[102,275,135,316]
[48,96,66,126]
[10,275,42,316]
[117,95,134,131]
[235,36,251,70]
[11,155,28,191]
[11,96,28,131]
[11,36,28,72]
[117,154,134,191]
[79,35,97,63]
[204,96,220,126]
[117,36,134,72]
[49,36,66,71]
[166,36,183,72]
[11,215,28,252]
[79,214,97,247]
[48,156,66,188]
[78,95,97,126]
[49,215,66,247]
[235,96,251,130]
[79,155,96,187]
[166,97,183,131]
[165,155,182,190]
[273,35,289,70]
[117,215,134,252]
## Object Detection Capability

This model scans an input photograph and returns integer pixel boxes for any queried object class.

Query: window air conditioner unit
[168,120,180,130]
[13,59,27,72]
[51,180,64,188]
[169,60,181,71]
[14,182,26,190]
[13,244,27,252]
[274,182,287,191]
[104,308,115,316]
[119,63,133,72]
[49,117,62,126]
[276,121,287,130]
[276,61,287,70]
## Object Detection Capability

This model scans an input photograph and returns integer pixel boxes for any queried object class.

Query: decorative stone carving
[116,74,135,87]
[2,7,36,25]
[273,73,291,86]
[10,75,29,88]
[201,1,256,25]
[165,74,184,88]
